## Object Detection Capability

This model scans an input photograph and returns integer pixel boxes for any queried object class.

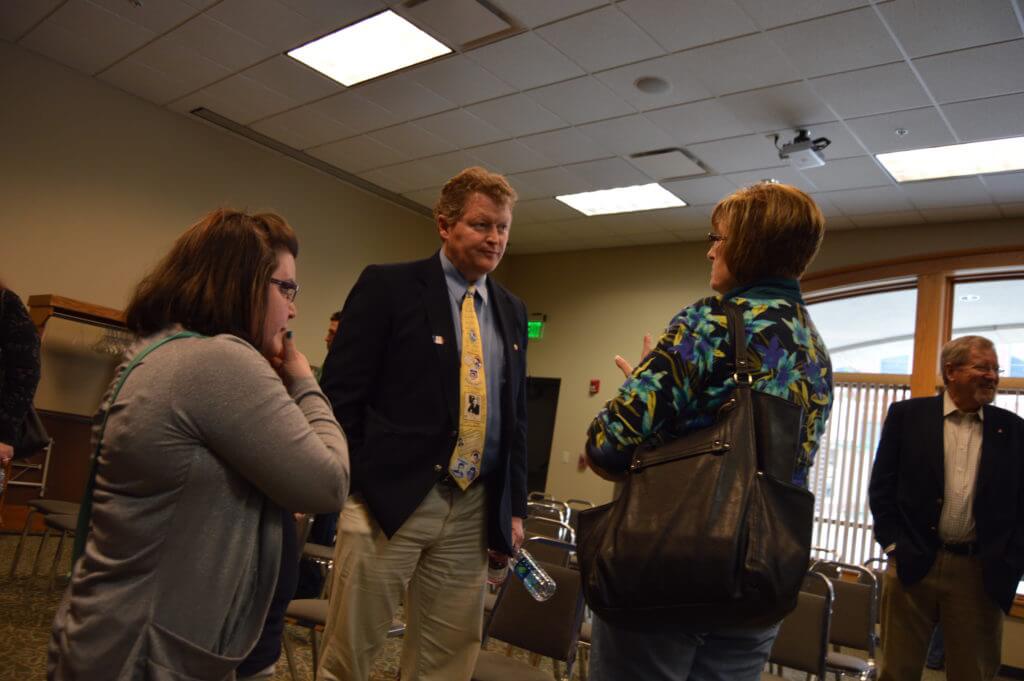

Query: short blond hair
[712,182,825,284]
[433,167,517,225]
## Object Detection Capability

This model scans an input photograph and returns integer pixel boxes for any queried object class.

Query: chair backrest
[528,499,570,523]
[812,561,878,654]
[524,516,575,544]
[769,571,833,679]
[484,539,585,670]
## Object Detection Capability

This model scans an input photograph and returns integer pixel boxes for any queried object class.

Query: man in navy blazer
[869,335,1024,681]
[317,167,528,681]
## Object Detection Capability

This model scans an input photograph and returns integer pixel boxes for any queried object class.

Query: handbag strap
[71,330,203,563]
[722,301,751,383]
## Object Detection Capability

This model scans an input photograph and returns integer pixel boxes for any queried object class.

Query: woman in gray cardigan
[48,209,350,681]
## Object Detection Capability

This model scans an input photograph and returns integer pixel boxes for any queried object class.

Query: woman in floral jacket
[584,182,834,681]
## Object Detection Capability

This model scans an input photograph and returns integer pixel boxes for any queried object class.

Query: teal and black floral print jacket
[586,279,833,488]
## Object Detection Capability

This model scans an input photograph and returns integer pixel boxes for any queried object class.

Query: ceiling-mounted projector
[776,129,831,170]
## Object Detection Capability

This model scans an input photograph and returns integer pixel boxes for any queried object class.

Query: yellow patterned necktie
[449,284,486,490]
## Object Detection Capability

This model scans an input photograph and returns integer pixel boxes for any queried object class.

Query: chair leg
[30,525,51,576]
[9,509,37,577]
[281,628,300,681]
[311,629,320,680]
[50,530,68,591]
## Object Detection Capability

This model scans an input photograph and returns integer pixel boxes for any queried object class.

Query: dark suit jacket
[868,394,1024,612]
[321,253,529,555]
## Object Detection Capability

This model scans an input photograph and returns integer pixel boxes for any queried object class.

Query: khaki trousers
[878,551,1002,681]
[316,483,488,681]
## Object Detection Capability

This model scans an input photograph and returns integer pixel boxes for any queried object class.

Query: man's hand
[511,516,524,555]
[613,333,653,378]
[0,442,13,464]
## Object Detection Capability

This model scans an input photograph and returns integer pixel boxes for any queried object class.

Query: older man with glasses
[870,334,1024,681]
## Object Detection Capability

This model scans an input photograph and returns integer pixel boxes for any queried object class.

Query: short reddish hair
[433,167,517,225]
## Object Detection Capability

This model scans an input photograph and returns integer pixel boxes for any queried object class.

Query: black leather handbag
[577,302,814,631]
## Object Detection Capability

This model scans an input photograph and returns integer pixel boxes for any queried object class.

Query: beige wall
[0,41,437,372]
[503,218,1024,505]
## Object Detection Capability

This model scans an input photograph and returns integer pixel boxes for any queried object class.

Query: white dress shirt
[939,391,983,543]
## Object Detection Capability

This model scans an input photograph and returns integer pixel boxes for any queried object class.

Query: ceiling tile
[718,82,834,134]
[21,0,155,75]
[277,0,384,28]
[519,128,613,165]
[309,134,407,172]
[595,52,713,111]
[498,0,608,28]
[468,32,584,90]
[919,204,1002,223]
[416,109,507,148]
[806,193,845,217]
[125,36,231,96]
[89,0,198,34]
[915,40,1024,104]
[845,107,955,154]
[686,135,783,174]
[818,185,915,213]
[536,5,664,72]
[402,186,443,209]
[206,0,319,49]
[166,14,273,71]
[250,107,354,149]
[628,150,704,180]
[388,151,483,189]
[359,167,414,194]
[942,92,1024,143]
[512,198,581,223]
[728,167,818,193]
[847,210,924,227]
[577,114,676,156]
[195,73,299,124]
[362,160,443,192]
[528,75,630,125]
[401,0,510,47]
[646,99,753,146]
[800,155,892,191]
[508,167,591,200]
[901,177,992,209]
[769,7,901,79]
[368,122,455,158]
[310,90,400,134]
[243,55,344,104]
[734,0,868,30]
[567,157,652,187]
[407,55,515,106]
[878,0,1021,59]
[681,33,803,96]
[662,176,738,206]
[811,62,931,118]
[0,0,63,42]
[466,140,554,175]
[100,58,194,106]
[983,171,1024,203]
[355,72,455,119]
[617,0,757,52]
[467,93,567,136]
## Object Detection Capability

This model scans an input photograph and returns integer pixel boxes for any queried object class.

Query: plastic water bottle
[510,548,557,601]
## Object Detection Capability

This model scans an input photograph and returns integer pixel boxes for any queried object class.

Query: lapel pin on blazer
[513,343,519,351]
[433,335,445,345]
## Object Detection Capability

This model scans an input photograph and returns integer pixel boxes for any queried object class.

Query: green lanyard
[72,331,203,563]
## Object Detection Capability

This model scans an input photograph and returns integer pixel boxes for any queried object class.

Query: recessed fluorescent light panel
[556,183,686,216]
[877,136,1024,182]
[288,10,451,87]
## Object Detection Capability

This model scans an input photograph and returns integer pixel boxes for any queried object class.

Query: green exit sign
[527,320,545,340]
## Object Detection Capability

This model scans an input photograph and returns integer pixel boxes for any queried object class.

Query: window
[952,278,1024,378]
[808,288,917,374]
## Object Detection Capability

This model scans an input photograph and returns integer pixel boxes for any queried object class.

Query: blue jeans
[590,614,781,681]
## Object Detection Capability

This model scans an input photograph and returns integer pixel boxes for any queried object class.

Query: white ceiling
[5,0,1024,254]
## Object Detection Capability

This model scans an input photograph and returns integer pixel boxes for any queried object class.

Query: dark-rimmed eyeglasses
[270,278,299,303]
[706,232,727,244]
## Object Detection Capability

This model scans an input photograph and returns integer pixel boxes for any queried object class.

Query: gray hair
[940,335,995,384]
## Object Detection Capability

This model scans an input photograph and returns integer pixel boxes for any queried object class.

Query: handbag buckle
[732,373,753,385]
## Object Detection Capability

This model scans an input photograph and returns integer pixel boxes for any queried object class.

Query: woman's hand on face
[270,330,314,386]
[613,333,653,378]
